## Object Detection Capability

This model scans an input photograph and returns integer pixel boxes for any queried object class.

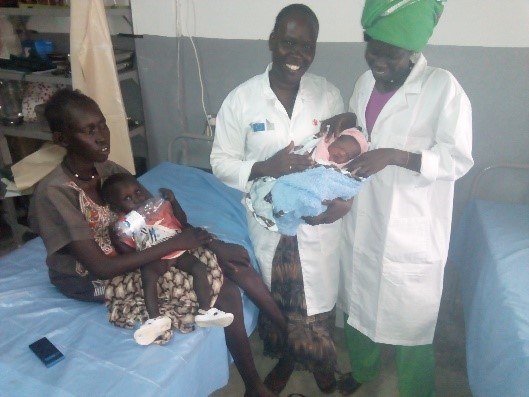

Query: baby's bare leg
[140,260,166,319]
[173,252,211,311]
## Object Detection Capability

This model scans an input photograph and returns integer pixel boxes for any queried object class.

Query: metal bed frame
[469,163,529,202]
[167,133,214,169]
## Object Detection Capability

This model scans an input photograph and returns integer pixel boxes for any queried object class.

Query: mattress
[0,162,259,396]
[449,200,529,397]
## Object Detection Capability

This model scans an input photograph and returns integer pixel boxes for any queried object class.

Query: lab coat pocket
[317,221,342,256]
[380,259,442,342]
[298,222,341,257]
[405,134,434,153]
[384,216,431,263]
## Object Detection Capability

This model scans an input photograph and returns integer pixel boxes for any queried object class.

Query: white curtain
[70,0,135,173]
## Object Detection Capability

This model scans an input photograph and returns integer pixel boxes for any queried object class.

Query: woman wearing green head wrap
[324,1,473,396]
[362,0,445,52]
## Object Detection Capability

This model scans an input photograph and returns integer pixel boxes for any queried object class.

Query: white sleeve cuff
[415,150,439,187]
[239,160,256,192]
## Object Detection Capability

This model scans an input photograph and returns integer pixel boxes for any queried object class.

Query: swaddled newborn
[246,128,369,235]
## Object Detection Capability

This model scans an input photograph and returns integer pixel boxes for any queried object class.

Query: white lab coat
[339,54,473,345]
[211,64,345,316]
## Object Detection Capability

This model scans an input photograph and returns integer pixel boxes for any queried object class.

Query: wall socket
[204,114,216,136]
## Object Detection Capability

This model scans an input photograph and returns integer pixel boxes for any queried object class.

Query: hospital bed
[448,164,529,397]
[0,162,259,397]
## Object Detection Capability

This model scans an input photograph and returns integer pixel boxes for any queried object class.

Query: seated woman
[29,88,285,397]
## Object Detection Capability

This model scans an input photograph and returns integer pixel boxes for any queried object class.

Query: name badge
[250,122,266,132]
[250,120,275,133]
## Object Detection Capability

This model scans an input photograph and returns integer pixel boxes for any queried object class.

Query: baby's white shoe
[134,316,172,345]
[195,308,234,328]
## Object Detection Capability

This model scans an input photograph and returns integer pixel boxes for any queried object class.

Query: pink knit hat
[312,127,369,167]
[339,127,369,154]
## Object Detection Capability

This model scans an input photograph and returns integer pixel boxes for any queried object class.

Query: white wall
[132,0,529,48]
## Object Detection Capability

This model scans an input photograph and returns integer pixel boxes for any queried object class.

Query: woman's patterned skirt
[258,235,337,373]
[105,246,223,344]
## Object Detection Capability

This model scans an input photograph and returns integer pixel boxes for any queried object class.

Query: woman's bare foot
[243,383,278,397]
[313,369,337,393]
[263,355,295,394]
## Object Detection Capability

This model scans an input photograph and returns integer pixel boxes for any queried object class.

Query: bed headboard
[470,163,529,205]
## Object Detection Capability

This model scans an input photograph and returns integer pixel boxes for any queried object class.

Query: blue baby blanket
[247,165,367,235]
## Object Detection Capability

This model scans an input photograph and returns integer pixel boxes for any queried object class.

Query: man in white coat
[336,1,474,396]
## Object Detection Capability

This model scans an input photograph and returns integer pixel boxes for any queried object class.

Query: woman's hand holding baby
[347,148,407,177]
[303,197,353,225]
[320,112,357,141]
[169,226,212,250]
[251,141,314,180]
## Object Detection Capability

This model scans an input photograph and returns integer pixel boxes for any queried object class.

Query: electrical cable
[179,0,213,136]
[188,35,212,135]
[175,0,188,132]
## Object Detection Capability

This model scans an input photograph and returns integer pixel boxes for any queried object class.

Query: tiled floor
[212,288,472,397]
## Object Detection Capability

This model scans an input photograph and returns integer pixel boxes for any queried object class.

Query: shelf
[0,67,138,85]
[0,6,131,18]
[2,122,52,141]
[1,121,144,141]
[0,4,146,168]
[0,6,133,31]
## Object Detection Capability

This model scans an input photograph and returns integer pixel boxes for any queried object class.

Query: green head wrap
[362,0,445,52]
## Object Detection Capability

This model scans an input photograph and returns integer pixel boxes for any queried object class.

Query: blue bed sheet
[449,200,529,397]
[0,162,259,397]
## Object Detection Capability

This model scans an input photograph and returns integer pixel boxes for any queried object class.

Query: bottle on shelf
[0,80,24,126]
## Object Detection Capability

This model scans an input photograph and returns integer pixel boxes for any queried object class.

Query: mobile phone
[28,337,65,368]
